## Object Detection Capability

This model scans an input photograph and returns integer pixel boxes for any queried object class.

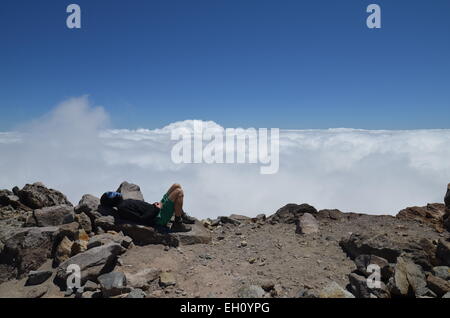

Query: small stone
[159,271,176,287]
[248,258,256,264]
[240,241,247,247]
[26,285,49,298]
[127,288,147,298]
[260,280,275,291]
[98,272,130,298]
[271,284,283,297]
[84,280,98,292]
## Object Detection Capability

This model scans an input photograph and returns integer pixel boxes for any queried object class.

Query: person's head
[100,191,123,208]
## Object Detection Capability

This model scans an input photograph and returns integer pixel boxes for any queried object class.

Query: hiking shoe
[154,224,171,234]
[181,211,196,224]
[171,221,192,233]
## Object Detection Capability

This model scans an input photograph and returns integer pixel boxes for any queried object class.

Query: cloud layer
[1,97,450,219]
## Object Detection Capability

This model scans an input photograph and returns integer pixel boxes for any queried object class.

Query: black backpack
[100,191,123,208]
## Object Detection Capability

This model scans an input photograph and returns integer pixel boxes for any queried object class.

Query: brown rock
[55,236,74,265]
[426,274,450,297]
[396,203,446,232]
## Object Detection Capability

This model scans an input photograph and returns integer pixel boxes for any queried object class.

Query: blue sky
[0,0,449,130]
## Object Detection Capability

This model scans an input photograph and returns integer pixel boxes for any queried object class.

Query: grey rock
[318,281,355,298]
[127,288,147,298]
[25,285,48,298]
[443,291,450,298]
[94,216,116,232]
[55,243,126,288]
[348,272,390,298]
[218,216,241,226]
[117,182,144,201]
[237,285,266,298]
[432,266,450,281]
[83,280,99,291]
[172,220,212,245]
[26,270,53,286]
[389,256,428,297]
[0,226,59,279]
[268,203,318,224]
[74,194,102,220]
[296,288,317,298]
[317,209,344,221]
[115,222,179,247]
[295,213,319,234]
[18,182,72,209]
[33,205,75,227]
[87,233,133,249]
[98,271,130,297]
[125,268,161,290]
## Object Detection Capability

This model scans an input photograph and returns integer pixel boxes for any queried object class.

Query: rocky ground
[0,181,450,298]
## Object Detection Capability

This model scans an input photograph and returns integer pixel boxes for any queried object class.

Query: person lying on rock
[100,183,195,232]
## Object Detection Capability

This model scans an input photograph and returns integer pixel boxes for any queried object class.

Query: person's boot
[171,216,192,232]
[181,211,196,224]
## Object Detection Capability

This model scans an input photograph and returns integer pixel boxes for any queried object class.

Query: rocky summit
[0,181,450,298]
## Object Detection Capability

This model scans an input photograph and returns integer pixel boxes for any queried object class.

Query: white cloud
[1,97,450,219]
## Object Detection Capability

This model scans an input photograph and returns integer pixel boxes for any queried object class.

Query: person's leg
[167,188,192,232]
[167,188,184,217]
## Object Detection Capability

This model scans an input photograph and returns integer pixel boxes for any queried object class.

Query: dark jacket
[116,199,160,225]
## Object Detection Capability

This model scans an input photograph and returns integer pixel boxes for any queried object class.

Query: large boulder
[295,213,319,235]
[106,218,210,247]
[396,203,446,232]
[172,220,212,245]
[26,270,53,286]
[18,182,72,209]
[348,272,390,298]
[268,203,318,224]
[316,209,344,221]
[339,233,403,263]
[388,256,429,297]
[116,182,144,201]
[353,254,392,282]
[116,223,179,247]
[123,268,161,290]
[74,194,101,217]
[32,205,75,227]
[0,189,30,211]
[0,226,59,281]
[55,243,126,288]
